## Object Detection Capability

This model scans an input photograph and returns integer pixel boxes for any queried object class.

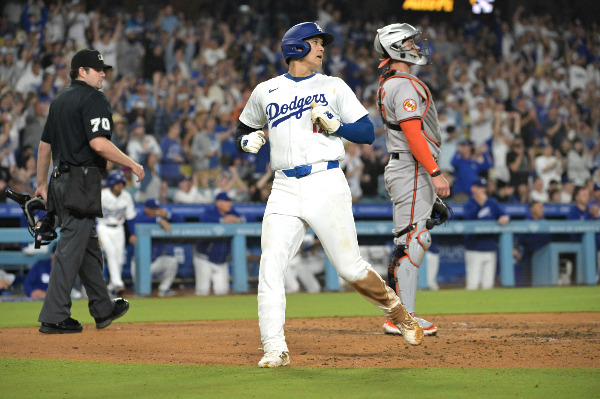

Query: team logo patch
[403,99,417,112]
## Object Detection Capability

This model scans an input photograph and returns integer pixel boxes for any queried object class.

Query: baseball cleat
[383,318,402,335]
[412,314,438,336]
[384,315,438,337]
[258,351,290,368]
[394,313,424,345]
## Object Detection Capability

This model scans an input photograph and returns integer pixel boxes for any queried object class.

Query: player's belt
[281,161,339,179]
[390,153,437,162]
[100,224,119,228]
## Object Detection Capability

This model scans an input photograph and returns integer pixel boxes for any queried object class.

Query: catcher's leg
[388,220,431,314]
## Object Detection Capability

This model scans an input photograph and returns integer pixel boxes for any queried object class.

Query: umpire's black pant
[38,172,114,324]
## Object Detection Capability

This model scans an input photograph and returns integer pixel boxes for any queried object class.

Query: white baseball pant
[97,223,126,289]
[193,254,230,296]
[258,168,374,353]
[464,250,497,290]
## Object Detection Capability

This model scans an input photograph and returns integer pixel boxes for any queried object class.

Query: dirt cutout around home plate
[2,313,599,368]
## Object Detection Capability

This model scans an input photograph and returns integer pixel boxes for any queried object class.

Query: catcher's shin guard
[388,221,431,314]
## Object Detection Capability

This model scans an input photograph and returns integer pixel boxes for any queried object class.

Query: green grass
[1,358,598,399]
[1,286,599,328]
[1,286,599,398]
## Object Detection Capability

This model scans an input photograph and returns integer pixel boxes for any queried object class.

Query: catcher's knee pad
[394,220,432,267]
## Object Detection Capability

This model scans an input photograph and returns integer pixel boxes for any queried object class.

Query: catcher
[374,23,451,337]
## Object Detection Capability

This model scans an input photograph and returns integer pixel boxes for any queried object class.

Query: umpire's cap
[71,49,112,70]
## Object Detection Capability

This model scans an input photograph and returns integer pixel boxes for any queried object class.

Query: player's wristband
[430,170,442,177]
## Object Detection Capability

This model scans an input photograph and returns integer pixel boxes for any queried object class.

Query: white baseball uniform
[240,72,377,353]
[97,187,136,291]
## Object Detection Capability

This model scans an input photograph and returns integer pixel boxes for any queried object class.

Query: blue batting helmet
[106,169,126,187]
[281,22,334,64]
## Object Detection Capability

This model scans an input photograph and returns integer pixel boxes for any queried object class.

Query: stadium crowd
[0,0,599,210]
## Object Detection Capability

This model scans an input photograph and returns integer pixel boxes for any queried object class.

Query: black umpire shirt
[41,80,113,168]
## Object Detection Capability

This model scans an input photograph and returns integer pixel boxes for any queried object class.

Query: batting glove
[311,103,341,134]
[241,130,266,154]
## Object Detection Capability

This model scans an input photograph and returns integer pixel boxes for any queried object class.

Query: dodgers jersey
[239,73,368,171]
[97,188,136,226]
[379,72,442,158]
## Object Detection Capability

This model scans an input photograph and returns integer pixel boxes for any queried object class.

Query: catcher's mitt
[426,196,453,229]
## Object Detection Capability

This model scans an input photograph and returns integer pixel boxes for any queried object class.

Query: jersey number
[90,117,110,132]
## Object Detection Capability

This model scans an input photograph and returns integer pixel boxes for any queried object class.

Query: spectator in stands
[359,143,386,201]
[22,97,49,151]
[463,177,510,290]
[111,113,129,153]
[117,26,145,79]
[91,11,121,80]
[247,164,273,203]
[566,137,592,186]
[529,175,549,203]
[134,152,162,204]
[172,174,211,204]
[65,0,90,50]
[132,199,181,297]
[193,192,244,296]
[469,97,494,148]
[126,120,161,164]
[534,141,564,191]
[542,106,568,151]
[450,138,492,203]
[159,121,186,187]
[506,136,533,190]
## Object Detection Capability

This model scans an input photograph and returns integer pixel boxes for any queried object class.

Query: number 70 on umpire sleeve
[90,117,111,132]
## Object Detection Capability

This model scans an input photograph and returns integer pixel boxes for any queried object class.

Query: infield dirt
[2,313,599,368]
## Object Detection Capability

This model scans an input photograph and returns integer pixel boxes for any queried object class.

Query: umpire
[34,49,144,334]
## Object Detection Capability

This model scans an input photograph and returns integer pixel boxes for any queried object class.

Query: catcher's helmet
[106,169,126,187]
[281,22,334,64]
[374,23,429,68]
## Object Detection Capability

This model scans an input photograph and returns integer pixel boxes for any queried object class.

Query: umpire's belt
[281,161,339,179]
[51,163,70,178]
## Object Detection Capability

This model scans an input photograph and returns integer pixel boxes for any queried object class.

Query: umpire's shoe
[95,298,130,329]
[39,317,83,334]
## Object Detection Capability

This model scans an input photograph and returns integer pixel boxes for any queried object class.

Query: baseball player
[193,192,244,296]
[374,23,451,337]
[97,169,137,295]
[235,22,424,368]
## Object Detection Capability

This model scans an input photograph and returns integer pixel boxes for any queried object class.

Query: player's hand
[311,102,340,133]
[241,131,266,153]
[432,174,450,198]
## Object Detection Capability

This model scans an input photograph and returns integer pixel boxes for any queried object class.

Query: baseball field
[1,286,599,398]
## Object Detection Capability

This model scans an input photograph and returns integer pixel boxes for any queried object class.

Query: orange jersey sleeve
[399,119,440,175]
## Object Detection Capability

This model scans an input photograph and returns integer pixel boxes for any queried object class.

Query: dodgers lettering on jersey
[239,73,368,171]
[97,188,136,226]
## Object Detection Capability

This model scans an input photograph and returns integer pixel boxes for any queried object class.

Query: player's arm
[400,119,450,198]
[335,115,375,144]
[234,121,265,154]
